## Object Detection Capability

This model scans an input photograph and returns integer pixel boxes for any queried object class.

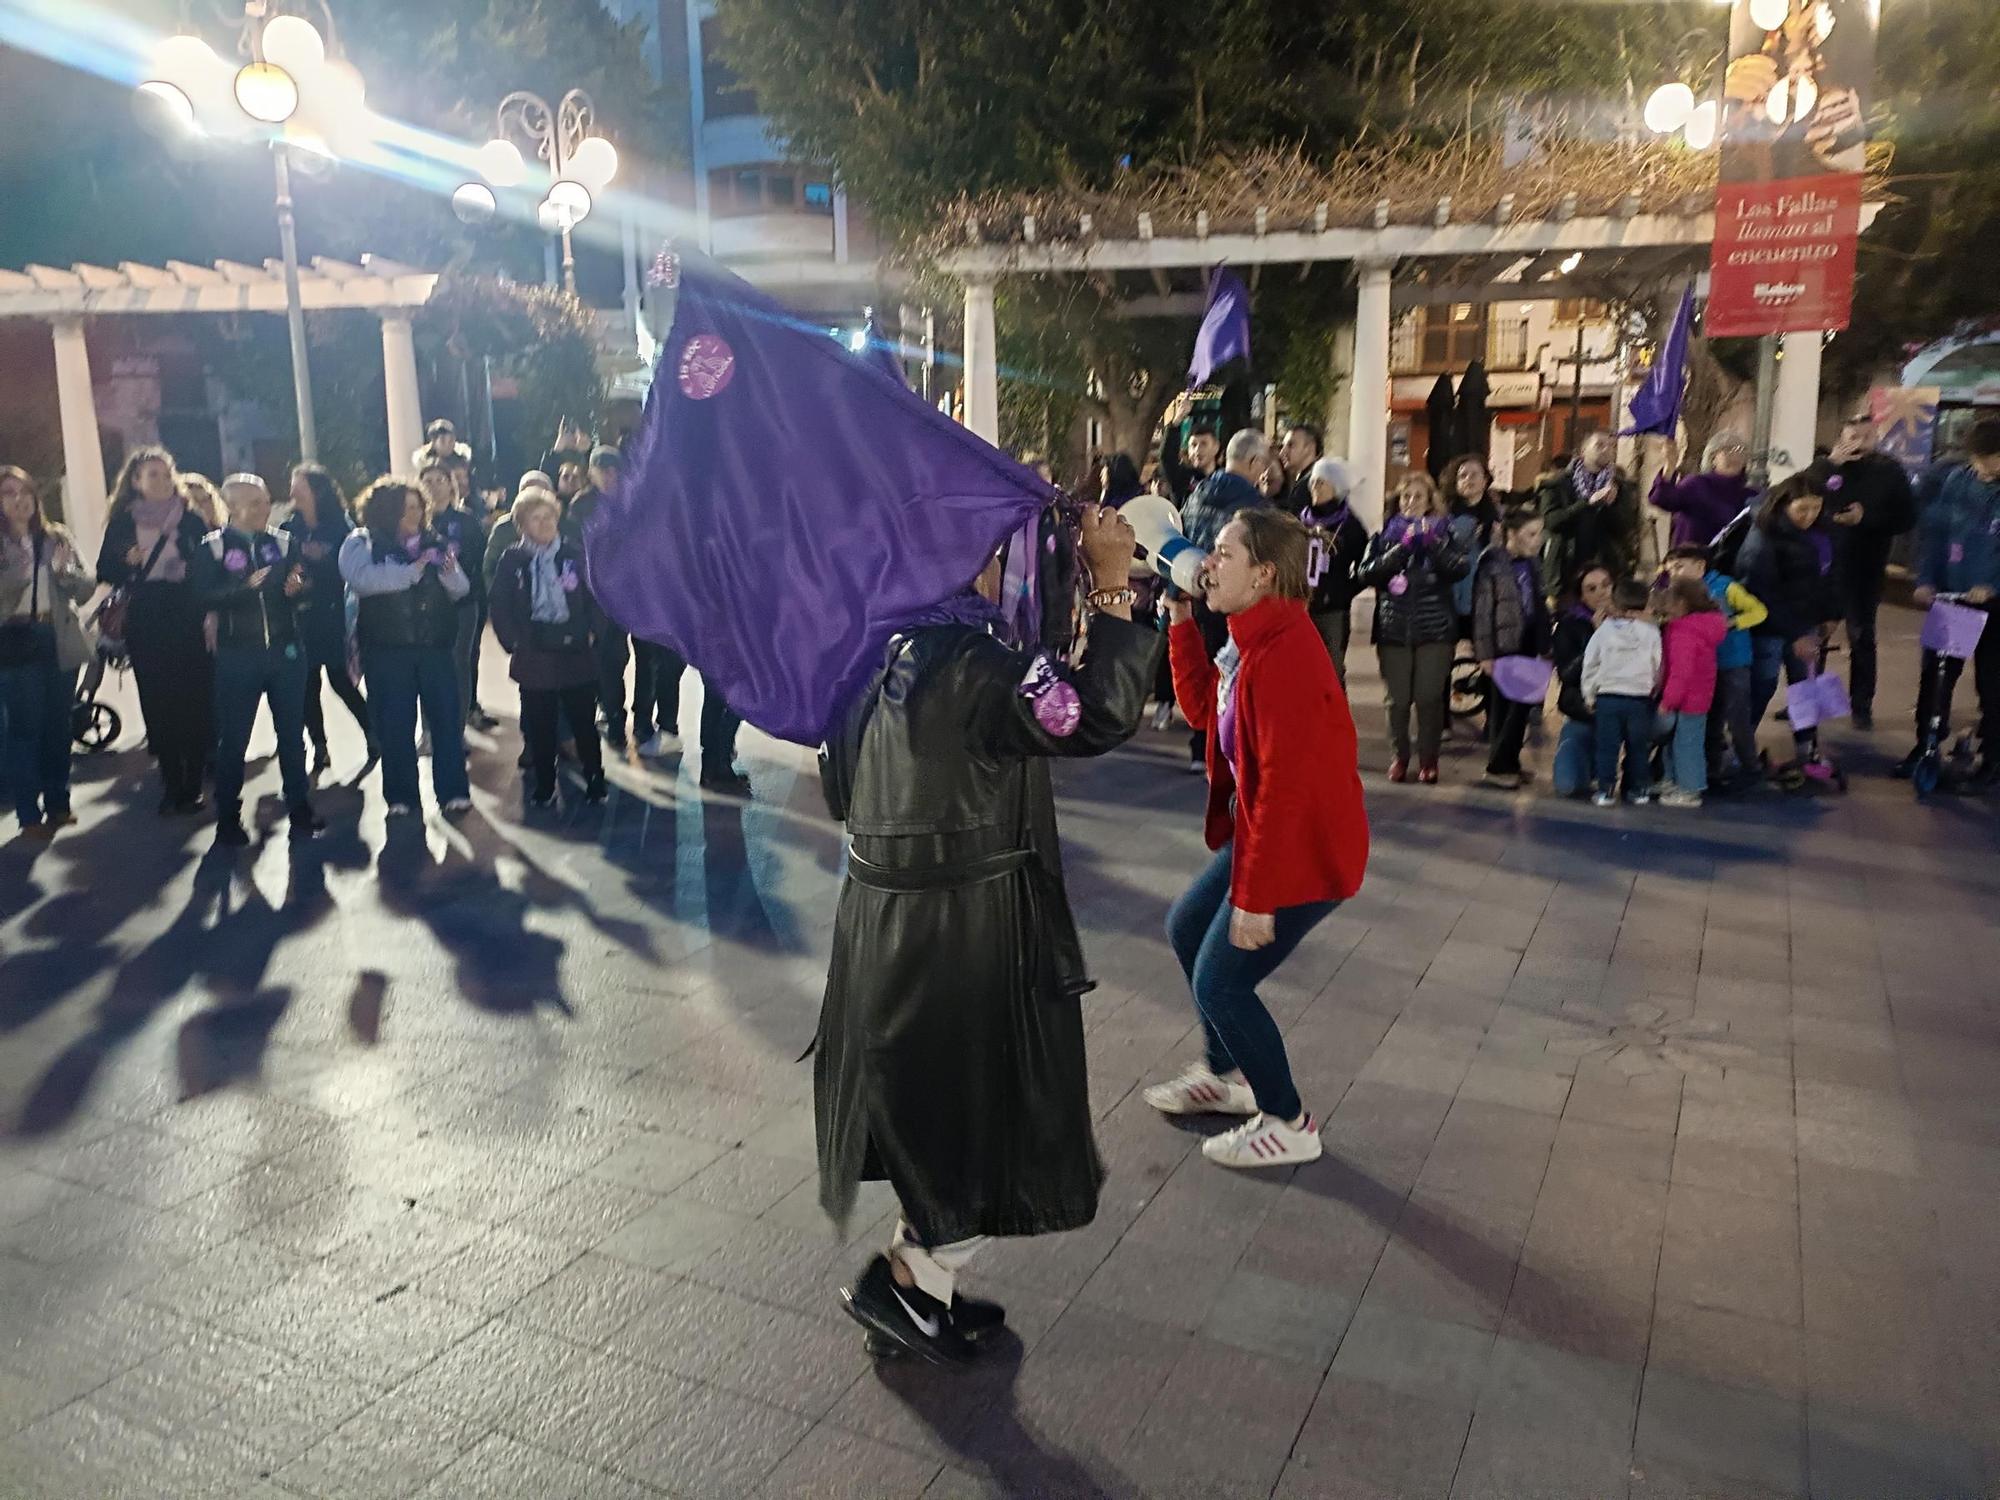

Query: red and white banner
[1707,0,1875,337]
[1706,173,1863,337]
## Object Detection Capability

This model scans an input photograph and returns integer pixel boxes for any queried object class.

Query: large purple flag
[1187,266,1251,389]
[588,256,1052,747]
[1622,285,1695,437]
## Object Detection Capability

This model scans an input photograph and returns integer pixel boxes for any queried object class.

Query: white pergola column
[963,275,1000,446]
[49,317,107,567]
[1347,260,1393,530]
[1770,331,1824,484]
[380,313,423,475]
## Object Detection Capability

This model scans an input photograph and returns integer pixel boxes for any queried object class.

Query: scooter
[1907,592,1980,800]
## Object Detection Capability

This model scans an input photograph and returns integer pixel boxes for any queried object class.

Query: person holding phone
[192,475,324,846]
[339,478,473,818]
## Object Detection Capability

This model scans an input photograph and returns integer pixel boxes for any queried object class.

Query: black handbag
[0,542,51,668]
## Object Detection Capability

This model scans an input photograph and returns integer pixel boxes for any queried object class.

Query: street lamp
[459,90,618,297]
[136,1,360,465]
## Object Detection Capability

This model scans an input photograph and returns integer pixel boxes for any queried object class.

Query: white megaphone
[1120,494,1207,596]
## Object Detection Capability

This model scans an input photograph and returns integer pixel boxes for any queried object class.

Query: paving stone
[1634,1368,1806,1498]
[755,1422,941,1498]
[611,1376,817,1497]
[1447,1406,1634,1500]
[1201,1266,1356,1370]
[1277,1374,1471,1500]
[1331,1303,1495,1409]
[1655,1183,1801,1326]
[414,1430,665,1500]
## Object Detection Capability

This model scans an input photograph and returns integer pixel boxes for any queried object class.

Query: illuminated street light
[463,88,616,295]
[1644,82,1696,136]
[451,182,497,225]
[136,2,355,464]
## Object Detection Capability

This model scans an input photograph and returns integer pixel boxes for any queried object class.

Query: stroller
[70,614,126,752]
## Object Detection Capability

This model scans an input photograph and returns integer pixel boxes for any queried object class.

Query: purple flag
[588,256,1052,747]
[1187,265,1251,389]
[1622,285,1695,437]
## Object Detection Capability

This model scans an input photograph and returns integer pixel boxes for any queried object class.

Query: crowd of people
[1093,408,2000,806]
[0,419,753,845]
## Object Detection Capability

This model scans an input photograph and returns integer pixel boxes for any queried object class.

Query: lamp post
[137,2,359,464]
[460,90,618,298]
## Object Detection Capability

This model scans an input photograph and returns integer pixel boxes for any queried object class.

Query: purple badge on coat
[1018,653,1081,737]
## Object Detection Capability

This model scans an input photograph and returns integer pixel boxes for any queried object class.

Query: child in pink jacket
[1656,577,1730,807]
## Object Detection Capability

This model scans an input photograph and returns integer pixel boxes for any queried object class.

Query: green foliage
[710,0,1711,467]
[194,275,602,494]
[1830,0,2000,392]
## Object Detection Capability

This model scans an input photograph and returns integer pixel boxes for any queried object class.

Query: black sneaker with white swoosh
[840,1254,977,1366]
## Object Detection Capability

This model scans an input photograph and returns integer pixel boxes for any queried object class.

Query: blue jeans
[1166,843,1334,1122]
[1553,719,1595,797]
[1656,709,1708,794]
[1750,634,1787,728]
[1593,694,1653,798]
[364,644,469,808]
[0,632,77,824]
[213,644,311,818]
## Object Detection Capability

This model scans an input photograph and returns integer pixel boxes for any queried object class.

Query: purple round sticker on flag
[223,548,248,573]
[1387,573,1409,596]
[678,334,736,400]
[1034,680,1082,737]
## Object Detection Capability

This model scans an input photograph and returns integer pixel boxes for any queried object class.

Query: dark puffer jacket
[1552,606,1598,722]
[1359,521,1469,647]
[1469,547,1549,662]
[1738,515,1842,641]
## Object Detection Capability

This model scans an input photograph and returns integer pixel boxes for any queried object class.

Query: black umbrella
[1453,359,1492,464]
[1424,372,1457,479]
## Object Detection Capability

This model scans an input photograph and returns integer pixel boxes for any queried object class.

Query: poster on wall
[1868,386,1941,478]
[1706,0,1877,337]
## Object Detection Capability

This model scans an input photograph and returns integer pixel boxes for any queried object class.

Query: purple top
[1650,470,1757,550]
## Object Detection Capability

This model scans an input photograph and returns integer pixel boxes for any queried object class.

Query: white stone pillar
[1347,260,1393,531]
[50,317,107,568]
[380,313,423,476]
[1770,331,1824,484]
[963,275,1000,446]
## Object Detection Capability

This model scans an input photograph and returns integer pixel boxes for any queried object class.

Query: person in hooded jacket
[489,489,609,807]
[1360,471,1469,783]
[1300,456,1369,683]
[814,505,1160,1368]
[1470,507,1551,789]
[192,475,324,846]
[1737,466,1845,772]
[339,478,472,818]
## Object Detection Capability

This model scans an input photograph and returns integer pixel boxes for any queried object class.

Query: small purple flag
[1187,265,1251,390]
[1622,285,1695,437]
[588,256,1051,747]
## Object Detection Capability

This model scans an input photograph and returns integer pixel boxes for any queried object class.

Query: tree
[712,0,1712,471]
[1827,0,2000,398]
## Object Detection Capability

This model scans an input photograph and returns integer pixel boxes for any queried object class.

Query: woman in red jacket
[1148,509,1370,1168]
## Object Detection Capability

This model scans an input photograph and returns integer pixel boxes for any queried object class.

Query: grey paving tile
[1805,1403,1989,1500]
[1447,1407,1633,1500]
[1121,1337,1320,1495]
[1655,1184,1801,1326]
[756,1423,941,1498]
[413,1430,664,1500]
[1201,1267,1357,1370]
[1277,1374,1471,1500]
[1331,1303,1495,1409]
[1633,1368,1807,1499]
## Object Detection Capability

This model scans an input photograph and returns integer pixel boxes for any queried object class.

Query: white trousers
[889,1217,984,1302]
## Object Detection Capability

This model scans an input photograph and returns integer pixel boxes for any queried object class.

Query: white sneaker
[1592,791,1617,808]
[636,731,680,759]
[1659,787,1703,808]
[1143,1063,1257,1117]
[1151,702,1174,732]
[1202,1112,1323,1169]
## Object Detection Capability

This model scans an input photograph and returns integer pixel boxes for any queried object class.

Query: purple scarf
[1570,456,1615,505]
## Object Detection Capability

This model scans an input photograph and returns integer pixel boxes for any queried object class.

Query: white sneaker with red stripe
[1143,1063,1258,1117]
[1201,1112,1323,1169]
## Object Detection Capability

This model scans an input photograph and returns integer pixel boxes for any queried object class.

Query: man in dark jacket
[1177,430,1272,770]
[1157,418,1220,505]
[1900,419,2000,782]
[1279,422,1323,513]
[1824,414,1917,728]
[193,476,323,846]
[1538,432,1641,588]
[818,505,1160,1366]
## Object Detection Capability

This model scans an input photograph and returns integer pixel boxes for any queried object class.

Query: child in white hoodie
[1582,578,1663,806]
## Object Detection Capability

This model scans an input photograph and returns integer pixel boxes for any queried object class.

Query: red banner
[1706,173,1861,337]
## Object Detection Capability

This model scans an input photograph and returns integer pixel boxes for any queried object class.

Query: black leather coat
[1359,525,1470,647]
[191,526,303,650]
[814,612,1161,1244]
